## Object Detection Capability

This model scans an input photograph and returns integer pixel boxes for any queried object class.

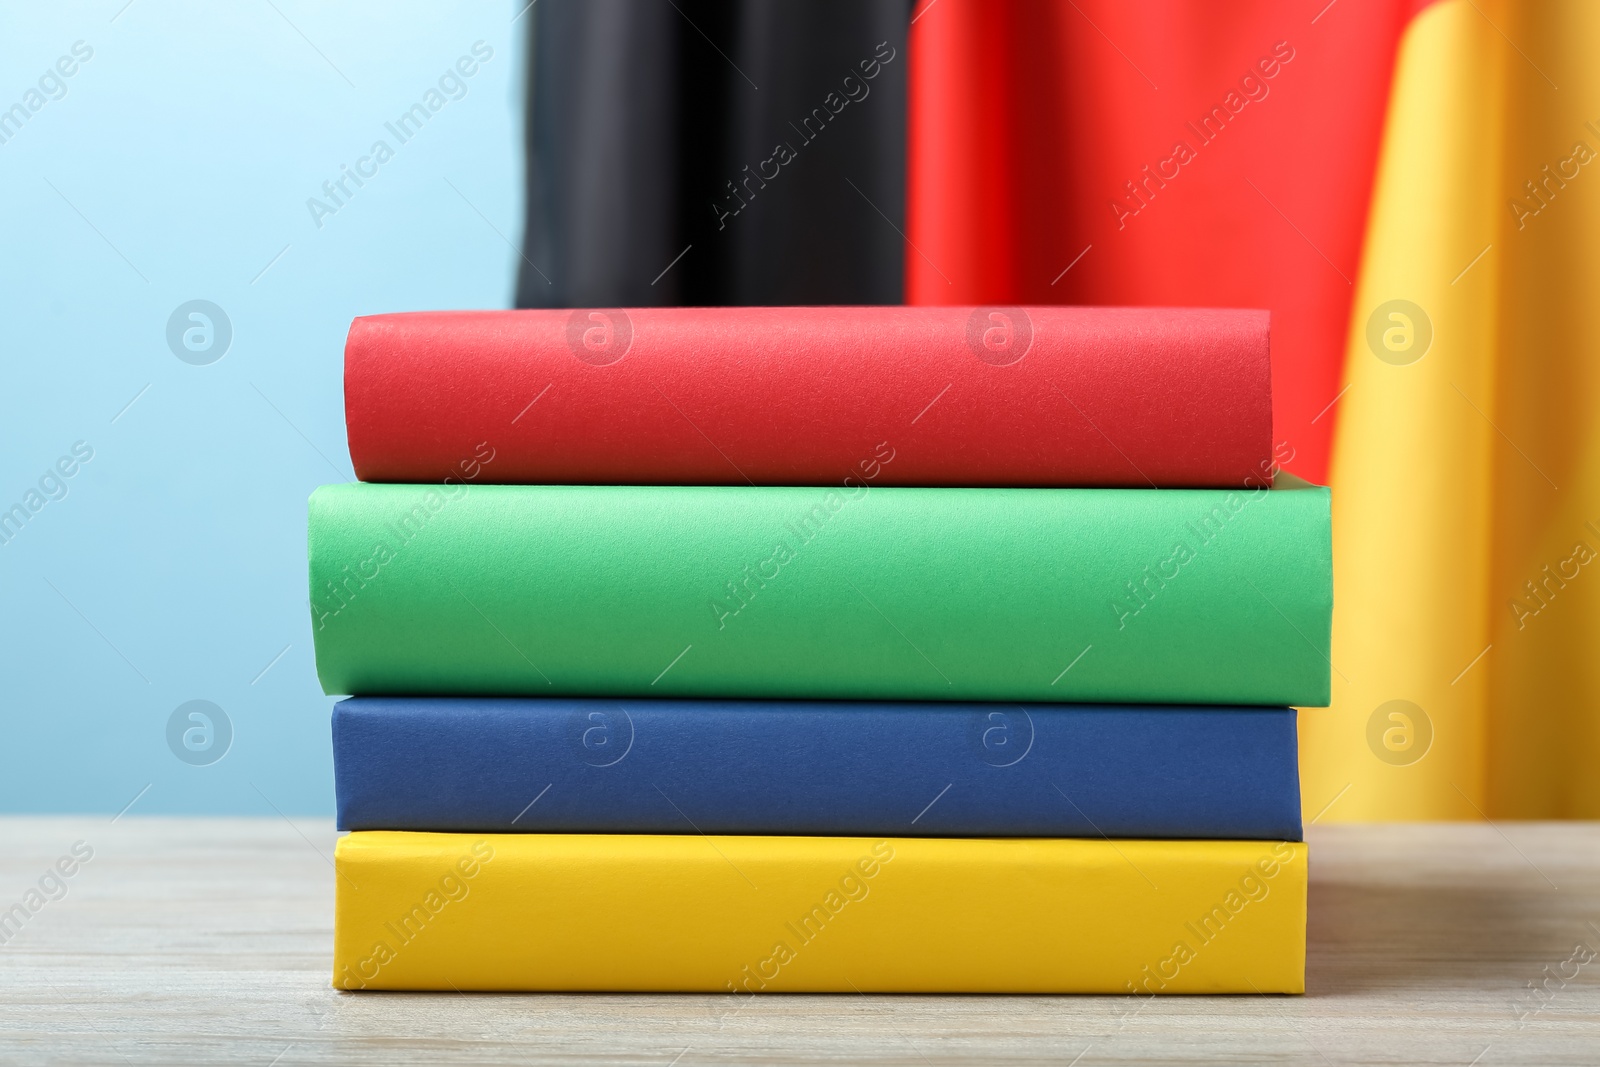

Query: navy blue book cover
[333,697,1302,840]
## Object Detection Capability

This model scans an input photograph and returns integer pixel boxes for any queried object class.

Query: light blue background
[1,2,525,814]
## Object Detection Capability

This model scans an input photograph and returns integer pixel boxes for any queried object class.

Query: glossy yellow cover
[333,833,1306,994]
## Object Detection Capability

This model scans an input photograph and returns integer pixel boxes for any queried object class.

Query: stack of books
[310,305,1330,994]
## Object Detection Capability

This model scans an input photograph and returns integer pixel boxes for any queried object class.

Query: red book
[344,306,1273,488]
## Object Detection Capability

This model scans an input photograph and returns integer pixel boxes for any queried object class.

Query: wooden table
[1,818,1596,1065]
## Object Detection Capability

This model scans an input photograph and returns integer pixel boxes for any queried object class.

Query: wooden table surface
[1,818,1596,1066]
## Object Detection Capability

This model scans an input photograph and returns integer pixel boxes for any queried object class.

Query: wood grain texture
[0,818,1596,1065]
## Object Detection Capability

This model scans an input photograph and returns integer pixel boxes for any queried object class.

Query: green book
[309,478,1331,705]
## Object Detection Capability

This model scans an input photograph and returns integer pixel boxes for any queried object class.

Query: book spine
[332,833,1308,993]
[308,483,1332,706]
[332,698,1303,840]
[344,305,1273,489]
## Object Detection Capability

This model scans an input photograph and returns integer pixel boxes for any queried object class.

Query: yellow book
[334,833,1305,994]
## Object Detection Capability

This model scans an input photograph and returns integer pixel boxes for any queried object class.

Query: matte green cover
[309,481,1331,706]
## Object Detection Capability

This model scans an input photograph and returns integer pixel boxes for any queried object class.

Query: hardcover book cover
[344,305,1274,489]
[309,479,1332,706]
[333,697,1303,840]
[333,832,1308,993]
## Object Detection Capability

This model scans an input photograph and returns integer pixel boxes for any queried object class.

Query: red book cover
[344,306,1272,488]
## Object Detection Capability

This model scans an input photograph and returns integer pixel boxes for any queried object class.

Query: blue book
[333,697,1302,840]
